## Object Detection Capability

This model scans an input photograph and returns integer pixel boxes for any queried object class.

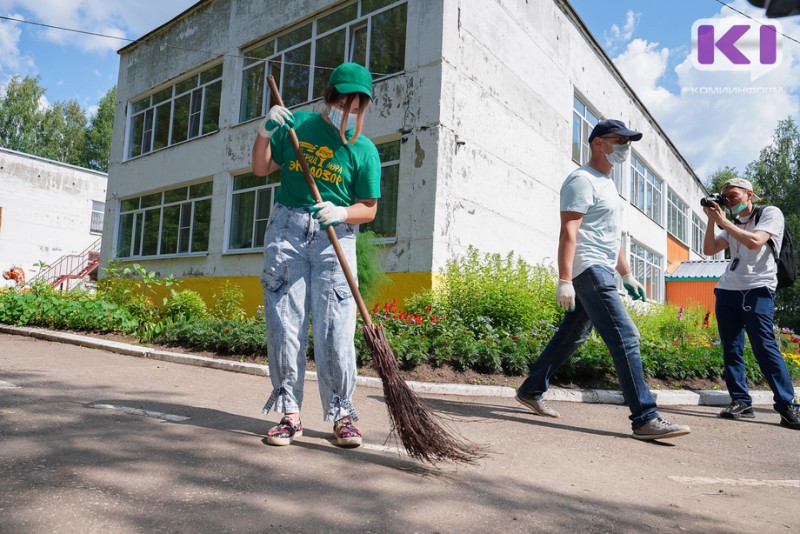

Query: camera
[700,193,728,207]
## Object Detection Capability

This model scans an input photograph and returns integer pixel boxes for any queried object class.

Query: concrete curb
[2,324,796,406]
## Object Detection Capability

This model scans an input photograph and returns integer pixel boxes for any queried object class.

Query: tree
[84,86,116,172]
[0,76,46,155]
[706,166,739,195]
[745,118,800,328]
[39,100,87,166]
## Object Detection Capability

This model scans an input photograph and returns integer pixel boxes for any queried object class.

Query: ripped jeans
[261,203,359,422]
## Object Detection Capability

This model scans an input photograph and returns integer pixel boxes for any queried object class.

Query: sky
[0,0,798,183]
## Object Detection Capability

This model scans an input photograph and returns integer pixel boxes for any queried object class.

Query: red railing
[31,238,102,291]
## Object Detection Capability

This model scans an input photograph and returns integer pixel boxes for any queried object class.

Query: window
[240,0,408,120]
[90,201,104,234]
[127,64,223,159]
[692,212,706,257]
[630,240,664,302]
[630,155,663,224]
[667,189,688,244]
[228,171,282,251]
[116,182,212,258]
[572,95,597,165]
[361,139,400,239]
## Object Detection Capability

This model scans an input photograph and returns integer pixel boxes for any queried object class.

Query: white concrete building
[0,148,106,283]
[104,0,713,312]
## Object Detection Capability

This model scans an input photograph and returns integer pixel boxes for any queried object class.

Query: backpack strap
[751,205,778,261]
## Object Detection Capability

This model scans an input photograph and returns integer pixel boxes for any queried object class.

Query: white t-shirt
[717,205,783,291]
[560,165,622,278]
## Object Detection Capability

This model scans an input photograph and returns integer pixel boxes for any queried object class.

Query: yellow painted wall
[148,272,439,316]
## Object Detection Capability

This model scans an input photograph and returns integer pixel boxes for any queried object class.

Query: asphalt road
[1,332,798,534]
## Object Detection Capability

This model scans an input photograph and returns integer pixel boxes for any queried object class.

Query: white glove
[556,279,575,312]
[310,201,348,229]
[622,273,646,302]
[257,105,294,138]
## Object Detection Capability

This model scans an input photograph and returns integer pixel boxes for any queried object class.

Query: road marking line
[89,403,190,422]
[670,476,800,488]
[0,380,20,389]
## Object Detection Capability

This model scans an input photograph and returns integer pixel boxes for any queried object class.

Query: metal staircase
[31,238,102,291]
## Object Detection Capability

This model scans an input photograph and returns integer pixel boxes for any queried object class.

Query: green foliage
[158,318,267,356]
[164,289,207,322]
[209,280,246,321]
[97,260,178,327]
[356,230,391,303]
[0,75,114,169]
[406,246,560,332]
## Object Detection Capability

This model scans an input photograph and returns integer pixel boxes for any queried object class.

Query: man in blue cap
[516,119,691,440]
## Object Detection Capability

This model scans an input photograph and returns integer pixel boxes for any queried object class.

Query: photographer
[703,178,799,430]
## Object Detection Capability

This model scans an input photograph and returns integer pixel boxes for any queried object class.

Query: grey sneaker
[719,401,755,419]
[632,417,691,441]
[516,392,560,418]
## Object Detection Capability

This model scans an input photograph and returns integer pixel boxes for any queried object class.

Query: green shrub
[209,280,247,321]
[356,230,391,303]
[406,246,560,332]
[164,289,207,321]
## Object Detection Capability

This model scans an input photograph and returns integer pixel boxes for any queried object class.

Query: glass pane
[369,4,407,76]
[202,80,221,134]
[117,213,133,257]
[153,102,171,150]
[283,45,311,107]
[178,204,191,253]
[256,188,272,220]
[233,173,267,191]
[229,191,256,249]
[189,89,202,139]
[244,40,274,65]
[152,87,172,104]
[200,64,223,84]
[142,109,154,153]
[376,140,400,161]
[314,30,346,98]
[318,3,358,33]
[277,23,312,50]
[133,214,143,255]
[191,199,211,253]
[132,97,150,114]
[572,112,581,162]
[362,0,395,15]
[121,199,138,212]
[573,96,585,115]
[164,187,188,204]
[240,62,265,122]
[190,182,212,198]
[160,205,181,254]
[350,25,367,64]
[129,114,144,158]
[142,209,161,256]
[176,76,197,95]
[254,219,268,248]
[141,192,162,208]
[361,163,398,237]
[171,94,190,144]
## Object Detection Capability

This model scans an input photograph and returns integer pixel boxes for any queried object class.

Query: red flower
[225,328,231,333]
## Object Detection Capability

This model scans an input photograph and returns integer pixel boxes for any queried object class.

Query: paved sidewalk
[1,324,796,406]
[2,330,799,534]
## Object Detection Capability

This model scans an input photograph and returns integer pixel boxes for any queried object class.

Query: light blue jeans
[518,265,659,429]
[261,203,359,422]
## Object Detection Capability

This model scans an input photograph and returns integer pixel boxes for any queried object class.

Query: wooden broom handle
[266,76,373,326]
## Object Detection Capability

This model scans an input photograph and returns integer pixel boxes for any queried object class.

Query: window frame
[629,155,663,225]
[629,240,664,303]
[667,188,688,245]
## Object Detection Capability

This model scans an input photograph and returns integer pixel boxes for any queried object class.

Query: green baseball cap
[328,62,373,99]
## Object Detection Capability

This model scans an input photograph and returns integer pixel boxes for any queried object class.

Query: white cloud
[604,10,639,52]
[609,0,800,182]
[0,15,36,76]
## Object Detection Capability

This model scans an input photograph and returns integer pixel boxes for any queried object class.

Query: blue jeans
[260,203,359,422]
[714,287,798,412]
[519,265,658,429]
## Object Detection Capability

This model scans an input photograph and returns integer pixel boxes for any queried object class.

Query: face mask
[328,106,357,131]
[604,141,630,165]
[730,202,747,215]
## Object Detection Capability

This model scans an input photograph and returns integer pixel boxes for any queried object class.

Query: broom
[267,76,479,464]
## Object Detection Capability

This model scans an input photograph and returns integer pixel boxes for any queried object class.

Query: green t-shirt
[270,111,381,208]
